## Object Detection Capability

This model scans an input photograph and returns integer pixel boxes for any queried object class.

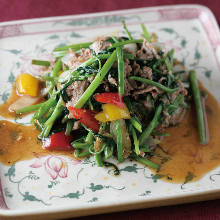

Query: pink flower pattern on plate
[44,156,68,180]
[30,156,81,180]
[29,158,43,168]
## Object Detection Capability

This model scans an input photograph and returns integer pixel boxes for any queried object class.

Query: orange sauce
[0,81,75,164]
[152,88,220,183]
[0,121,75,165]
[0,82,219,183]
[0,83,19,118]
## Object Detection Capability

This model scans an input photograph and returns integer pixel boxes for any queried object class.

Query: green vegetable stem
[189,70,208,145]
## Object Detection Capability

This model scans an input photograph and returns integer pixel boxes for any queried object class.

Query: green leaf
[192,27,200,33]
[160,28,175,34]
[151,174,164,183]
[139,190,151,196]
[64,191,82,199]
[1,91,9,102]
[205,70,211,78]
[66,15,126,27]
[16,62,20,68]
[23,192,40,202]
[41,48,47,53]
[48,180,60,188]
[47,34,59,40]
[181,39,187,48]
[55,43,66,48]
[4,188,13,198]
[27,175,39,180]
[88,183,104,192]
[6,49,22,55]
[88,197,98,203]
[194,48,201,60]
[82,157,96,166]
[8,72,15,84]
[67,20,84,26]
[70,32,83,38]
[5,164,15,177]
[120,164,139,173]
[50,189,84,200]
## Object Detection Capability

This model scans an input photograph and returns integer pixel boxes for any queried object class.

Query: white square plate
[0,4,220,219]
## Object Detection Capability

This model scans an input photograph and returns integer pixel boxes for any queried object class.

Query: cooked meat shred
[163,107,186,127]
[169,80,187,102]
[141,66,153,80]
[66,80,90,108]
[90,36,112,55]
[67,48,92,70]
[133,86,163,98]
[136,39,160,60]
[94,137,103,152]
[108,74,118,87]
[123,59,136,95]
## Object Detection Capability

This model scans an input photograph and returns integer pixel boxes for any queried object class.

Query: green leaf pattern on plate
[48,180,60,189]
[4,187,13,198]
[0,91,9,103]
[50,189,85,200]
[8,72,15,84]
[65,15,140,27]
[88,197,98,203]
[88,183,125,192]
[4,167,50,205]
[139,190,151,196]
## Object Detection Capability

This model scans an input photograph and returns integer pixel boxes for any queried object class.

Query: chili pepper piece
[94,92,124,108]
[68,106,100,132]
[42,131,72,150]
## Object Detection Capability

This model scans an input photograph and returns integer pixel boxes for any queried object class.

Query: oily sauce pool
[0,85,219,183]
[151,88,220,183]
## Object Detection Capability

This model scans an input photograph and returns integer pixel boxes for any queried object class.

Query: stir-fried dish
[0,23,215,180]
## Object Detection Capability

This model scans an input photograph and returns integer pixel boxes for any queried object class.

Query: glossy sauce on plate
[152,87,220,182]
[0,83,20,118]
[0,84,219,183]
[0,84,75,164]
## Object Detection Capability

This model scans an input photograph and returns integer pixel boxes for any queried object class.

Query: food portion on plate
[0,22,220,183]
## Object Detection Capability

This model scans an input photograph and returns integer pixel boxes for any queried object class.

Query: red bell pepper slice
[94,92,124,108]
[42,131,73,150]
[68,106,100,133]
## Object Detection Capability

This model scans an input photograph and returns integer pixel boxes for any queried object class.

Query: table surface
[1,0,220,219]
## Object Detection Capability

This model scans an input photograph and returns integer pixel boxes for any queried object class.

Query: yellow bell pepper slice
[58,71,63,76]
[17,73,39,97]
[95,103,130,122]
[94,111,109,122]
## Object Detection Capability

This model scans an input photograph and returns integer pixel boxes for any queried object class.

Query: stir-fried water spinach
[16,23,209,171]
